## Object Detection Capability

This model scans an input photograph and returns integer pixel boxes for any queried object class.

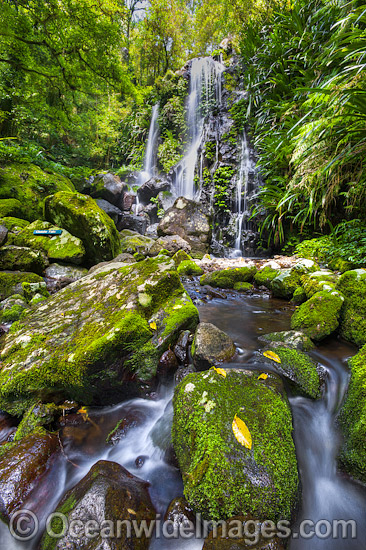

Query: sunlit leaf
[232,414,252,449]
[263,350,281,363]
[258,373,268,380]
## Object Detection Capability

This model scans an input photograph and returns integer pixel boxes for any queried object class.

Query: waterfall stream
[138,103,160,186]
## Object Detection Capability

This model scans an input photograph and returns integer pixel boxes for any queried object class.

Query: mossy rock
[258,330,314,352]
[120,233,155,256]
[336,269,366,347]
[254,266,279,289]
[0,256,199,415]
[291,286,307,304]
[44,191,121,266]
[233,282,253,292]
[0,295,28,323]
[172,369,299,521]
[14,402,59,441]
[0,199,25,219]
[301,271,338,299]
[338,345,366,483]
[173,249,192,266]
[192,322,236,370]
[21,281,49,302]
[0,164,75,221]
[0,271,43,301]
[0,217,30,232]
[11,220,86,265]
[0,246,48,274]
[291,290,344,341]
[200,266,257,289]
[271,260,319,300]
[177,260,204,276]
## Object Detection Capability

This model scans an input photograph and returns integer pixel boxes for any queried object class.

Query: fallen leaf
[149,321,157,330]
[211,366,227,378]
[232,414,252,449]
[263,350,281,364]
[173,305,183,310]
[127,509,136,515]
[258,373,268,380]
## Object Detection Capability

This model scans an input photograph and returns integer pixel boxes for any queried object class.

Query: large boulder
[254,267,279,289]
[158,197,211,257]
[117,212,148,234]
[0,256,199,414]
[0,245,48,274]
[172,369,299,521]
[149,235,192,257]
[137,177,170,204]
[0,164,75,221]
[291,290,344,341]
[95,198,123,226]
[200,266,256,289]
[271,260,319,299]
[120,232,155,256]
[336,269,366,347]
[0,199,24,219]
[89,172,126,208]
[0,271,44,300]
[39,460,155,550]
[10,220,86,265]
[44,263,88,292]
[44,191,121,266]
[192,322,236,370]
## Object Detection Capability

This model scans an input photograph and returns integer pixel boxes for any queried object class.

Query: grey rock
[192,322,236,370]
[95,199,123,225]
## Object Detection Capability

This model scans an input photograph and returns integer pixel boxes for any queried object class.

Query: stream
[1,281,365,549]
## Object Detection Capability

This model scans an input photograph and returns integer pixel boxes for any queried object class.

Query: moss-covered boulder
[172,369,299,521]
[233,282,253,292]
[192,323,236,370]
[200,266,257,289]
[336,269,366,347]
[0,295,28,323]
[271,260,319,300]
[202,516,286,549]
[0,199,24,219]
[0,271,43,300]
[0,245,48,274]
[254,266,279,289]
[0,164,75,221]
[39,460,155,550]
[291,286,307,304]
[177,260,204,276]
[44,191,121,265]
[149,234,192,257]
[302,270,338,299]
[11,220,86,265]
[0,256,199,414]
[338,345,366,482]
[291,290,344,341]
[173,249,192,266]
[0,217,30,232]
[120,232,155,256]
[258,330,314,352]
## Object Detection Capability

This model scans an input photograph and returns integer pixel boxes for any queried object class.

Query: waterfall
[139,103,159,185]
[235,131,250,253]
[172,57,225,200]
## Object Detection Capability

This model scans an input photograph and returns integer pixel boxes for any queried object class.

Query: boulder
[117,212,148,234]
[234,282,254,292]
[122,192,136,211]
[336,269,366,347]
[254,267,279,289]
[0,245,48,274]
[202,516,286,549]
[44,191,121,266]
[0,216,29,235]
[95,198,123,225]
[271,260,319,299]
[302,270,338,299]
[0,198,25,219]
[0,271,44,300]
[291,290,344,341]
[11,220,86,265]
[120,232,155,256]
[200,267,256,289]
[157,349,179,378]
[106,410,147,446]
[149,235,192,257]
[0,256,199,414]
[137,177,170,204]
[44,263,88,291]
[192,322,236,370]
[39,460,155,550]
[173,250,192,266]
[177,260,204,276]
[158,197,211,257]
[0,164,75,221]
[258,331,314,352]
[146,223,159,239]
[89,173,126,208]
[172,369,299,521]
[0,295,28,323]
[0,225,8,246]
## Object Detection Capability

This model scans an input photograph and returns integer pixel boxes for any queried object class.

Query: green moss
[291,286,307,304]
[200,266,257,289]
[0,246,48,274]
[301,271,338,299]
[0,217,30,231]
[272,260,319,300]
[177,260,204,276]
[254,267,279,289]
[338,345,366,482]
[172,250,192,266]
[268,347,321,398]
[172,370,299,522]
[22,281,49,302]
[336,269,366,347]
[0,199,25,219]
[124,341,161,382]
[291,290,344,341]
[233,282,253,292]
[0,272,43,300]
[0,303,27,323]
[14,403,58,441]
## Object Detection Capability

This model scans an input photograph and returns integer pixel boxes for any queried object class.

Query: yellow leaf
[173,305,182,310]
[149,322,157,330]
[263,350,281,364]
[127,509,136,515]
[77,406,89,420]
[211,366,227,378]
[258,373,268,380]
[232,414,252,449]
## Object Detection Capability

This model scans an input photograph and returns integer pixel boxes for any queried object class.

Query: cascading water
[138,103,160,186]
[234,131,250,253]
[172,58,225,200]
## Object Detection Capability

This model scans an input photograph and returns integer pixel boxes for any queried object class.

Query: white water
[172,58,225,200]
[138,103,160,186]
[234,131,250,252]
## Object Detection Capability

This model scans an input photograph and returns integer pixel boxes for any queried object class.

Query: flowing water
[172,58,225,200]
[138,103,160,187]
[1,284,366,549]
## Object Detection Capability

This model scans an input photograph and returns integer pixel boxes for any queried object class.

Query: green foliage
[158,130,184,173]
[213,166,235,214]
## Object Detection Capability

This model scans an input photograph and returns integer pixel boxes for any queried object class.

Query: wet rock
[158,197,211,257]
[39,460,156,550]
[234,282,254,292]
[117,212,148,234]
[141,202,158,224]
[202,516,286,549]
[106,410,147,445]
[0,245,48,274]
[149,235,192,256]
[271,260,319,300]
[336,268,366,347]
[120,232,155,256]
[137,177,170,204]
[0,294,28,323]
[0,224,8,246]
[0,432,59,523]
[200,266,256,289]
[122,192,136,211]
[164,444,180,468]
[135,455,148,468]
[0,271,44,300]
[0,412,18,443]
[203,285,228,300]
[172,369,299,522]
[95,198,123,225]
[192,322,236,370]
[291,290,344,341]
[44,191,121,266]
[89,173,126,208]
[173,330,190,364]
[258,330,314,352]
[146,223,159,239]
[45,263,88,291]
[164,496,195,529]
[157,349,179,378]
[175,364,196,384]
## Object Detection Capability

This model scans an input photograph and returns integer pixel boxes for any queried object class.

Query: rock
[338,345,366,483]
[0,198,25,219]
[95,198,123,225]
[39,460,156,550]
[203,285,228,300]
[0,295,28,323]
[0,216,30,234]
[291,290,344,341]
[117,212,148,234]
[45,263,88,291]
[0,163,75,221]
[0,256,199,414]
[89,172,126,208]
[11,220,86,265]
[122,192,136,211]
[0,271,44,300]
[336,269,366,347]
[175,364,196,384]
[173,330,191,364]
[259,346,323,398]
[149,235,191,257]
[157,349,179,378]
[254,267,279,289]
[177,259,204,276]
[192,322,236,370]
[88,254,136,275]
[106,410,147,445]
[0,432,59,523]
[302,270,338,299]
[200,266,256,289]
[44,191,121,266]
[258,331,314,352]
[14,403,60,441]
[0,224,8,246]
[137,177,170,204]
[146,223,159,239]
[173,250,192,266]
[158,197,211,257]
[21,281,49,302]
[172,369,299,521]
[120,232,155,256]
[0,245,48,274]
[234,282,254,292]
[202,516,286,549]
[271,260,319,300]
[291,286,307,304]
[164,496,195,529]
